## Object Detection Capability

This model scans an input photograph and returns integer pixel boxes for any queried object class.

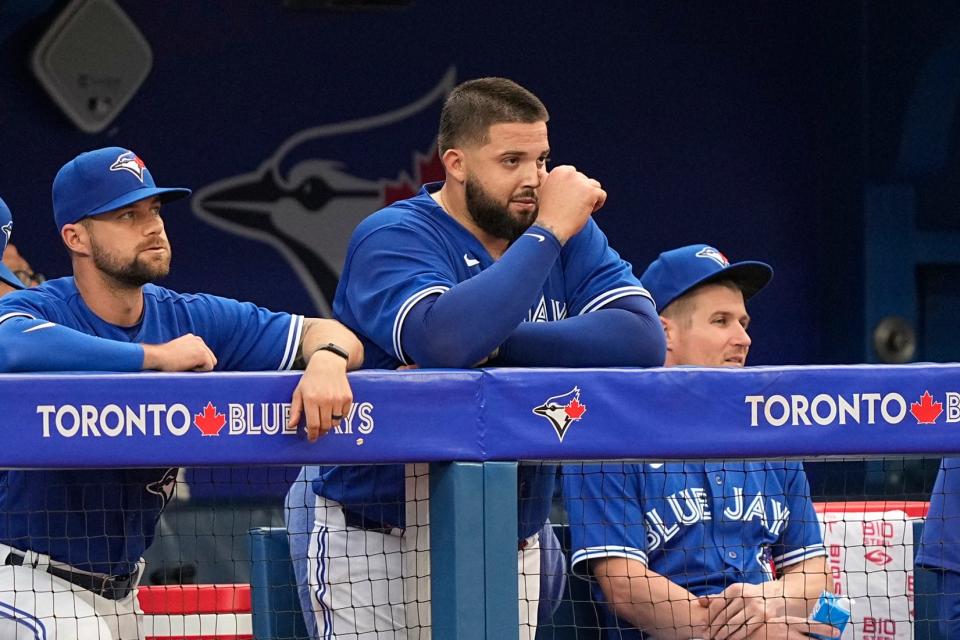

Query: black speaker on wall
[32,0,152,134]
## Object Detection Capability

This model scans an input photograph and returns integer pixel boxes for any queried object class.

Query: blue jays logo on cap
[1,222,10,245]
[695,246,730,268]
[109,151,147,182]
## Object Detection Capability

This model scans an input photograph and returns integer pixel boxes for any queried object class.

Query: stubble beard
[90,238,170,288]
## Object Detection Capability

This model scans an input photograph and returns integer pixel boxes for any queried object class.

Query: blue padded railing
[4,364,960,467]
[3,365,959,639]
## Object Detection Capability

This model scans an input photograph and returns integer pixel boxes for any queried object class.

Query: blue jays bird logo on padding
[533,387,587,442]
[696,246,730,267]
[191,68,455,316]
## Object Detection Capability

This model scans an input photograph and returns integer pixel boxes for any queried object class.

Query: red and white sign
[138,584,252,640]
[815,502,927,640]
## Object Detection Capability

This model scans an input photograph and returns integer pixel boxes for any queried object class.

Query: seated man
[564,244,838,639]
[4,242,44,288]
[0,147,363,640]
[916,457,960,637]
[0,196,27,296]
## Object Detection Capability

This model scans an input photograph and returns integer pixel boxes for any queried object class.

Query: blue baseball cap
[640,244,773,311]
[0,197,26,290]
[52,147,191,230]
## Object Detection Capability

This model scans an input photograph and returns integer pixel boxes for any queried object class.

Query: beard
[465,175,538,243]
[90,238,170,288]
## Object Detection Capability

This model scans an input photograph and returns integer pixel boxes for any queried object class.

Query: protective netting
[0,457,953,639]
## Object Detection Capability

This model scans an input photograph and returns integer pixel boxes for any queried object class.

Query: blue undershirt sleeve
[400,226,562,368]
[0,315,144,372]
[495,294,665,367]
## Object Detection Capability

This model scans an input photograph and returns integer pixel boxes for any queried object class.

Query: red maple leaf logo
[864,549,893,566]
[194,402,226,436]
[384,148,446,204]
[565,398,587,420]
[910,391,943,424]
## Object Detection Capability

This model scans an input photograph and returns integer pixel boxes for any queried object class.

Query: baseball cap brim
[694,261,773,302]
[83,186,192,220]
[0,263,25,290]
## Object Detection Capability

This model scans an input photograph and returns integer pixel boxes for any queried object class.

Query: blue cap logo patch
[695,246,730,267]
[109,151,147,182]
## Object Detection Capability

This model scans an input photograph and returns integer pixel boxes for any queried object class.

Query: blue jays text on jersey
[0,277,303,575]
[563,461,826,640]
[319,182,652,537]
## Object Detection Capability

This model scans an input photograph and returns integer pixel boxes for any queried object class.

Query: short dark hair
[437,77,549,154]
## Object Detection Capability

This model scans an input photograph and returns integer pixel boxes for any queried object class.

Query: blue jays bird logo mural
[192,69,455,316]
[533,387,588,442]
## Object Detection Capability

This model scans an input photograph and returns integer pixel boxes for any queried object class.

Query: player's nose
[733,324,751,347]
[143,215,165,235]
[523,160,543,188]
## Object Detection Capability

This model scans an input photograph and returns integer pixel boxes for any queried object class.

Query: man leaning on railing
[0,147,362,640]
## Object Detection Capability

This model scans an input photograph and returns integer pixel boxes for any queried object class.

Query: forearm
[402,228,561,367]
[496,299,665,367]
[0,315,143,372]
[299,318,364,370]
[779,556,830,616]
[594,558,708,639]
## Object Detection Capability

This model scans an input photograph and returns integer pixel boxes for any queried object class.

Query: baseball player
[0,147,363,640]
[916,457,960,637]
[298,77,666,639]
[0,197,27,297]
[563,244,836,640]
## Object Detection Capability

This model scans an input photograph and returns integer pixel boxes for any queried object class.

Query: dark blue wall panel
[0,2,864,364]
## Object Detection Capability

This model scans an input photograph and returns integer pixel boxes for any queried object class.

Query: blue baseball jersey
[318,183,651,536]
[0,277,303,575]
[917,457,960,572]
[563,461,825,640]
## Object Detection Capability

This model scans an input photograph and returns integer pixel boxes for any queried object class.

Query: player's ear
[441,148,466,183]
[61,222,92,257]
[660,315,674,352]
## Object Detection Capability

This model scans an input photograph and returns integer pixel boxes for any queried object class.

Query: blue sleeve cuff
[0,315,144,372]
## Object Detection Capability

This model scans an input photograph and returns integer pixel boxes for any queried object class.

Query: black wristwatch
[313,342,350,362]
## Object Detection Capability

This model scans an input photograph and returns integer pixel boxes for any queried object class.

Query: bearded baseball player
[299,77,666,639]
[563,244,837,640]
[0,147,362,640]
